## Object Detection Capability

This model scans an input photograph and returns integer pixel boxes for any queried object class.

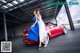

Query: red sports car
[22,22,67,44]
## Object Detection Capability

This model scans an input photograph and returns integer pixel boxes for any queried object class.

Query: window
[67,0,80,27]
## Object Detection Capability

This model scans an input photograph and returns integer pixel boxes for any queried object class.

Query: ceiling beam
[14,0,33,19]
[0,0,14,9]
[0,10,28,22]
[19,7,33,17]
[0,14,22,25]
[6,13,27,22]
[55,5,62,19]
[5,0,37,12]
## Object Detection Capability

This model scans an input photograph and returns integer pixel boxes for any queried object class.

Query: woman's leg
[39,41,42,50]
[44,34,49,47]
[39,41,42,47]
[39,35,42,50]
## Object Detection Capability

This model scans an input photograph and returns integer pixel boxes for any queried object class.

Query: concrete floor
[7,26,80,53]
[1,24,80,53]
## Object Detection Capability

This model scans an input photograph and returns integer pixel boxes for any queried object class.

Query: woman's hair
[33,9,41,16]
[34,9,40,12]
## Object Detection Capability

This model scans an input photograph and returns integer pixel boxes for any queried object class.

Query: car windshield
[45,19,57,26]
[45,22,56,26]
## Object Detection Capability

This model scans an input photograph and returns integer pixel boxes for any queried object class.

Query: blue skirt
[27,22,39,41]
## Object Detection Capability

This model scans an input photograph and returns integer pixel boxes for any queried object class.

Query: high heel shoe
[38,47,41,50]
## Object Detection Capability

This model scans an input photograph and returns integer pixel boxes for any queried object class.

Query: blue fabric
[27,17,39,41]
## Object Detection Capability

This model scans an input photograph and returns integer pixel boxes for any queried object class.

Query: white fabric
[38,15,47,43]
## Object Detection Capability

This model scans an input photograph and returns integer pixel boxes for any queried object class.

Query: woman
[27,11,39,41]
[36,10,49,50]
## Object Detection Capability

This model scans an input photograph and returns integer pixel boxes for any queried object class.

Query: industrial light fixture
[3,5,8,8]
[1,0,7,3]
[13,1,18,4]
[19,0,25,2]
[7,3,13,6]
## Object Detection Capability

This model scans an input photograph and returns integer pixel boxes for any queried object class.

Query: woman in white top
[36,10,49,50]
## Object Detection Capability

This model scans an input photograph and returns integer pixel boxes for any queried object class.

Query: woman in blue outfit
[27,11,39,41]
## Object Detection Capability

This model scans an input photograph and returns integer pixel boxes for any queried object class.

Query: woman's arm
[34,14,40,21]
[31,23,35,27]
[37,16,40,21]
[31,17,37,27]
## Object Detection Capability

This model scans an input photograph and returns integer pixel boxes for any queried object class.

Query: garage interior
[0,0,80,53]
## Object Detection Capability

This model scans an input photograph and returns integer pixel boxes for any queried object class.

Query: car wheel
[63,26,67,35]
[47,33,50,40]
[47,34,49,41]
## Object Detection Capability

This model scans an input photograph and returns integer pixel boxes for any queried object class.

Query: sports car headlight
[26,34,28,36]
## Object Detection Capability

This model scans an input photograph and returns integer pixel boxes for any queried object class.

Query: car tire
[47,34,49,41]
[47,33,50,40]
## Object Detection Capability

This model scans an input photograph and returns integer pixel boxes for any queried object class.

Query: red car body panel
[22,25,64,44]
